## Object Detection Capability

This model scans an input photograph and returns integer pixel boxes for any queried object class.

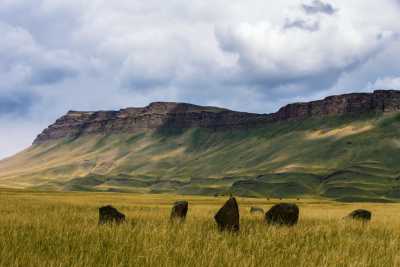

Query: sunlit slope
[1,112,400,200]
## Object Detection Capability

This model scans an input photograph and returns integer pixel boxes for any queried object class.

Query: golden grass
[0,190,399,267]
[305,124,373,140]
[150,147,186,161]
[274,163,307,173]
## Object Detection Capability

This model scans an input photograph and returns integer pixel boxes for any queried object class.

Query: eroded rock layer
[33,90,400,144]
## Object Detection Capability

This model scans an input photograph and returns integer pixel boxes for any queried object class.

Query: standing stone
[170,201,188,220]
[214,197,240,232]
[347,209,372,221]
[98,205,125,225]
[265,203,299,226]
[250,207,264,214]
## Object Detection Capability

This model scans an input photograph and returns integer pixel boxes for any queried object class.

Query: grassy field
[1,190,400,266]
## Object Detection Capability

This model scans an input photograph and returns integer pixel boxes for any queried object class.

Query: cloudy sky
[1,0,400,159]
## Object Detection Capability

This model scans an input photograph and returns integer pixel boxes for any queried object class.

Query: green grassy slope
[1,112,400,201]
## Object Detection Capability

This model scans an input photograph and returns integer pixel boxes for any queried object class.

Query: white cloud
[0,21,86,92]
[215,2,398,93]
[367,77,400,90]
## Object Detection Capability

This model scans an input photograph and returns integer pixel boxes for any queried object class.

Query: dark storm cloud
[31,67,78,85]
[0,92,36,116]
[302,0,336,15]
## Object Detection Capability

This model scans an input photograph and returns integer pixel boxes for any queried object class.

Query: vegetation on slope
[1,112,400,200]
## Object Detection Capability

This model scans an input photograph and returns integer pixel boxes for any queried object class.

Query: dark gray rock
[170,201,188,220]
[347,209,371,221]
[250,207,264,214]
[98,205,125,225]
[214,197,240,232]
[265,203,299,226]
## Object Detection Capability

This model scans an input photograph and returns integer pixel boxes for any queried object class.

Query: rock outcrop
[170,201,189,220]
[98,205,126,225]
[214,197,240,232]
[34,90,400,144]
[346,209,372,221]
[273,90,400,121]
[34,102,268,144]
[265,203,299,226]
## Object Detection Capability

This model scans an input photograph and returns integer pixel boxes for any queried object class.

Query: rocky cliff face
[273,90,400,120]
[33,90,400,144]
[33,102,268,144]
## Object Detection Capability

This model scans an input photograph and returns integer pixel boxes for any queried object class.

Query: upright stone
[265,203,299,226]
[170,201,188,220]
[98,205,125,225]
[347,209,371,221]
[214,197,240,232]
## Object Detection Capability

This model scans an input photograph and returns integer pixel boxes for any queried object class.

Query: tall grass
[0,190,399,267]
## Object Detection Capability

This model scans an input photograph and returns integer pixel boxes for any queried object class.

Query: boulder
[214,197,240,232]
[170,201,188,220]
[250,207,264,214]
[98,205,125,225]
[347,209,372,221]
[265,203,299,226]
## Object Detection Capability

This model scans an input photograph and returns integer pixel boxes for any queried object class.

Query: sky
[1,0,400,159]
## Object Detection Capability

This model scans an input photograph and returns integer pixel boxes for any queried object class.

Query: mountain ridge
[2,89,400,201]
[34,90,400,144]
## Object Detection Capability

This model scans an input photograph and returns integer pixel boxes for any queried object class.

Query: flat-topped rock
[33,102,266,144]
[34,90,400,144]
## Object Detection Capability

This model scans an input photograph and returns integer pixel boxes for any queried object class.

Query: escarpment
[33,90,400,144]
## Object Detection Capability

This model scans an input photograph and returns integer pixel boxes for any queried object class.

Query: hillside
[1,90,400,201]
